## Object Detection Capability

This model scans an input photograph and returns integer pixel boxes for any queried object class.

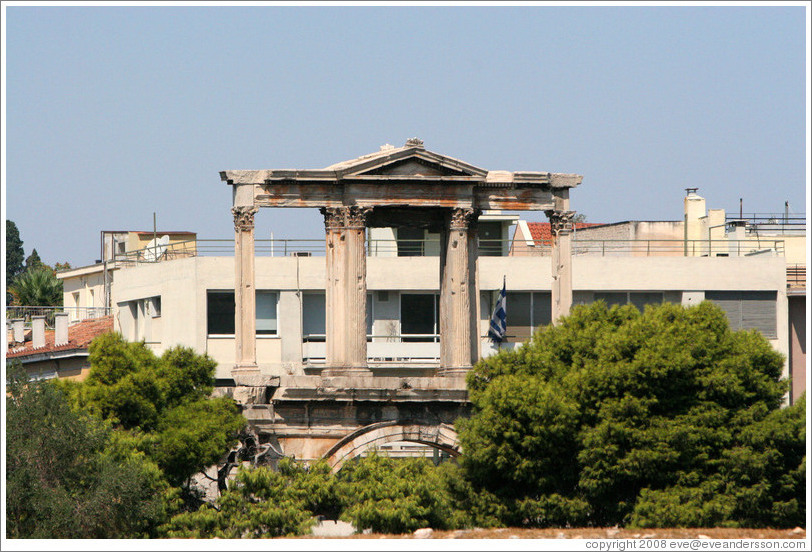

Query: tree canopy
[458,301,805,528]
[24,248,46,272]
[6,363,166,538]
[61,333,246,486]
[8,267,63,307]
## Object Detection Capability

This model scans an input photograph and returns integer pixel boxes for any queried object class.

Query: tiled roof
[133,231,196,236]
[526,222,603,245]
[6,316,113,359]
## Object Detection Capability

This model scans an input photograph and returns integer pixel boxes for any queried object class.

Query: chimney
[12,319,25,344]
[32,315,46,349]
[55,312,69,347]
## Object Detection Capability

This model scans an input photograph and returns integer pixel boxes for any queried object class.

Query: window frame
[206,290,279,338]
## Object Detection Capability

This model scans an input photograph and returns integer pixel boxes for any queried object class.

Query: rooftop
[7,316,113,359]
[526,222,605,245]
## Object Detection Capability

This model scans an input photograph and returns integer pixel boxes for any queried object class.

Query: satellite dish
[143,235,171,262]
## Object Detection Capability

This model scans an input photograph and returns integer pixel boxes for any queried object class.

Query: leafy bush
[459,301,805,528]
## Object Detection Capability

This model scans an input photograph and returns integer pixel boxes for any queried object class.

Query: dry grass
[304,527,806,539]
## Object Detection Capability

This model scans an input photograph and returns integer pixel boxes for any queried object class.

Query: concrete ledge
[279,375,468,390]
[232,373,281,387]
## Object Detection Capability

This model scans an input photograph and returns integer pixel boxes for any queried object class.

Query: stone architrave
[547,209,575,323]
[440,207,479,372]
[232,205,259,373]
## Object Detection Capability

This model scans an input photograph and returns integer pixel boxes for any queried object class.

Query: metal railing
[571,239,785,257]
[729,213,806,225]
[110,236,787,265]
[728,213,807,236]
[302,334,440,343]
[5,306,111,328]
[787,264,806,289]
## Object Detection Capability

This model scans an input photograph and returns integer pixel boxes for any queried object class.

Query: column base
[232,364,262,386]
[321,367,374,378]
[438,366,472,377]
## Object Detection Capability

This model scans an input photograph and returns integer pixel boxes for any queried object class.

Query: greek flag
[488,277,507,343]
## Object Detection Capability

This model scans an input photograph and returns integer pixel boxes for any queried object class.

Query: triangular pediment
[331,144,488,179]
[360,157,468,177]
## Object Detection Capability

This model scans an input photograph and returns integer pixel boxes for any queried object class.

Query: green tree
[5,362,166,538]
[24,248,46,272]
[459,301,805,528]
[337,452,460,534]
[6,220,25,303]
[162,459,331,538]
[8,267,63,307]
[61,332,246,487]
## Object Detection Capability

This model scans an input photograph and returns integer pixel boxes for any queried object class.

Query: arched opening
[322,420,461,472]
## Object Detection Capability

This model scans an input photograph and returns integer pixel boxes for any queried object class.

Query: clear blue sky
[4,5,808,267]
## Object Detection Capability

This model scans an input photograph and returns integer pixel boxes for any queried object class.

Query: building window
[256,291,278,335]
[206,290,279,336]
[478,221,503,257]
[302,292,326,342]
[593,292,664,311]
[207,291,235,335]
[504,292,552,339]
[705,291,777,338]
[397,227,425,257]
[148,296,161,318]
[401,293,439,342]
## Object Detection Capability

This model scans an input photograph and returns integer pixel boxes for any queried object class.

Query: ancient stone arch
[322,420,461,472]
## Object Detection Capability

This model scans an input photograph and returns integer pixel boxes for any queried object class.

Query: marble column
[322,207,346,368]
[321,206,371,374]
[547,209,575,324]
[344,206,372,370]
[440,207,479,373]
[232,205,259,373]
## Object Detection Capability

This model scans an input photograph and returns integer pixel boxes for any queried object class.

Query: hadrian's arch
[322,420,461,472]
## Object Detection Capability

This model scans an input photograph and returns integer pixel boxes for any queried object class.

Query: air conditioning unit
[290,251,312,257]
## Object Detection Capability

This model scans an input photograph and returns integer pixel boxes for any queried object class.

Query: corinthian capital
[545,210,576,235]
[449,208,479,230]
[320,207,345,231]
[345,206,373,229]
[232,206,258,231]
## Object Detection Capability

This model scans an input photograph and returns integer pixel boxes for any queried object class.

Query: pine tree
[6,220,25,303]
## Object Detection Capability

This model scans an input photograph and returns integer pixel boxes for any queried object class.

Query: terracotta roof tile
[526,222,603,245]
[6,316,113,358]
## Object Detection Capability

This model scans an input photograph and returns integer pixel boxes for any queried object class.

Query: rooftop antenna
[739,198,743,220]
[153,212,157,261]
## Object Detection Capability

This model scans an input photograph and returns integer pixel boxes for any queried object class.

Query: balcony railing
[571,239,785,257]
[109,236,787,265]
[5,306,111,327]
[787,264,806,290]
